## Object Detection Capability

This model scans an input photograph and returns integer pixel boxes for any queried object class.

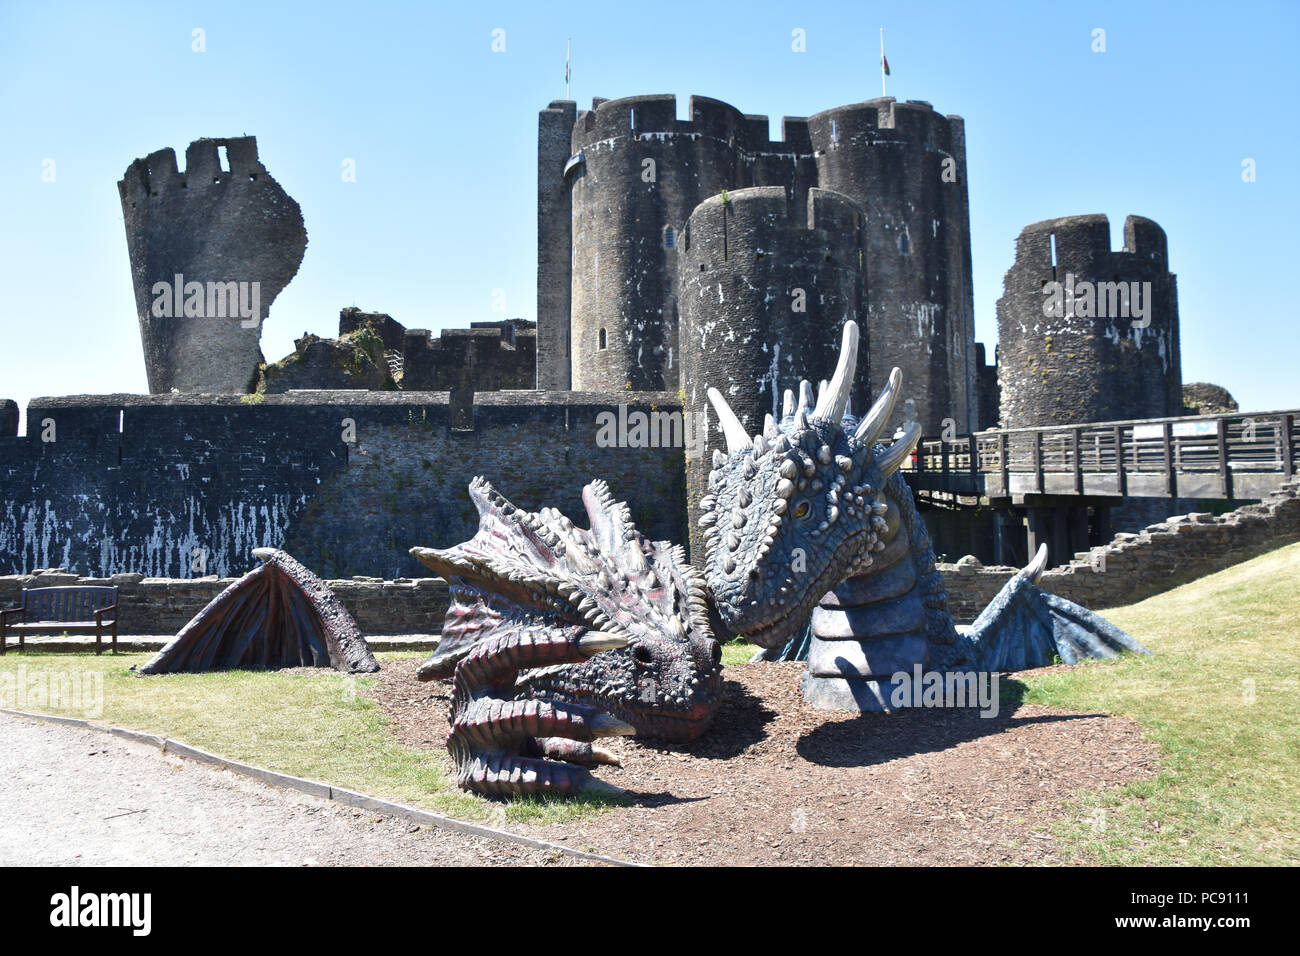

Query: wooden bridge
[904,409,1298,502]
[899,409,1298,567]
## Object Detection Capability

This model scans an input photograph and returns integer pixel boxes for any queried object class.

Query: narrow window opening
[598,328,608,350]
[664,226,675,249]
[830,119,838,144]
[900,234,909,255]
[217,145,230,173]
[629,108,636,133]
[118,409,124,433]
[1049,232,1057,267]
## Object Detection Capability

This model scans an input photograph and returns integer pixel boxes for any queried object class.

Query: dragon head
[701,320,922,649]
[413,478,723,741]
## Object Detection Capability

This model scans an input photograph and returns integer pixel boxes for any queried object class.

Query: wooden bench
[1,586,119,655]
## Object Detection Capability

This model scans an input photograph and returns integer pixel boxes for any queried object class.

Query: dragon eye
[794,500,810,519]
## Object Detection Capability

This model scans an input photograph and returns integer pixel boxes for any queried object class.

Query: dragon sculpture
[702,320,1148,709]
[410,477,723,796]
[416,320,1146,796]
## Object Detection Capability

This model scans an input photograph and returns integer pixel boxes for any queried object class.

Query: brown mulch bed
[364,658,1161,866]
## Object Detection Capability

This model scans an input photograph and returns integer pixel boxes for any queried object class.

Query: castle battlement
[575,94,816,154]
[684,186,864,261]
[807,97,965,151]
[1013,214,1169,272]
[118,136,264,203]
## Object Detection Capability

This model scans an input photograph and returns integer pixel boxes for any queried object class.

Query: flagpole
[566,38,571,100]
[880,28,886,97]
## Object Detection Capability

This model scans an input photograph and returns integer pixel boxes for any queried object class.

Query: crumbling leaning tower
[118,136,307,394]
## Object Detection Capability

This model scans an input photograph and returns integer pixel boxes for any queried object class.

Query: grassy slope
[1015,541,1300,865]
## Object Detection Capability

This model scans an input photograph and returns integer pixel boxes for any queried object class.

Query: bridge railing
[904,409,1297,499]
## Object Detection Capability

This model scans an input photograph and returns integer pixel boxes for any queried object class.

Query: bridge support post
[1026,508,1048,567]
[1070,506,1089,559]
[1093,504,1112,545]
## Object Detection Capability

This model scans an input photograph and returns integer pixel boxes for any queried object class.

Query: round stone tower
[678,185,867,561]
[996,214,1182,427]
[806,97,976,433]
[568,95,748,391]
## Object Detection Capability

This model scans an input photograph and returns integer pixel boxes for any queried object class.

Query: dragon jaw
[701,320,923,649]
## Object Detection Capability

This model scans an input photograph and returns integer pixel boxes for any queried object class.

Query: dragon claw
[446,627,634,798]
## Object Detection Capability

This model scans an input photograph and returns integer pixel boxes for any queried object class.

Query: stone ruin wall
[0,390,687,583]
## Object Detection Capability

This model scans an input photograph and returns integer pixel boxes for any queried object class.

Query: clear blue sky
[2,0,1296,430]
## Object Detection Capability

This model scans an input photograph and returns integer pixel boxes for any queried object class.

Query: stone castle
[0,92,1197,581]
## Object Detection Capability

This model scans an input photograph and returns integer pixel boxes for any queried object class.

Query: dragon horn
[812,320,859,423]
[877,420,922,476]
[798,380,815,414]
[707,387,751,454]
[854,367,904,448]
[1017,543,1051,585]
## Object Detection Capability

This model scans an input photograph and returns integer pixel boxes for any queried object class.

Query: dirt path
[369,659,1162,865]
[0,714,580,866]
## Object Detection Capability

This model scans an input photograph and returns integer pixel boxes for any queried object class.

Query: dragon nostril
[633,643,654,666]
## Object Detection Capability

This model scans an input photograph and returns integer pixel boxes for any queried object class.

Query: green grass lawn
[1012,541,1300,865]
[1,542,1296,860]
